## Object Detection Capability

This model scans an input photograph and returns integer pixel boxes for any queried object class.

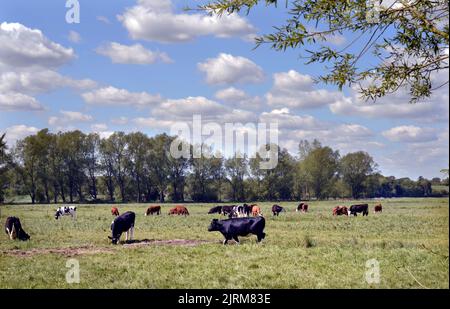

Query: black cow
[243,204,252,216]
[221,205,235,216]
[5,217,30,241]
[272,204,285,216]
[108,211,135,244]
[208,206,223,214]
[208,217,266,245]
[349,204,369,216]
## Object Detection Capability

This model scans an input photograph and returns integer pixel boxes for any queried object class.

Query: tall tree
[201,0,449,102]
[225,153,248,202]
[302,146,340,199]
[340,151,377,198]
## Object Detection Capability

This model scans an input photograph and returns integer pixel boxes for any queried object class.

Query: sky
[0,0,448,179]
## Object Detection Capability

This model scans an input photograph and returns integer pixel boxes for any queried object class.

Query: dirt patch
[1,239,214,257]
[1,246,114,257]
[122,239,214,247]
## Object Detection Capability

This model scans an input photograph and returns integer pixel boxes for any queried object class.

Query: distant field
[0,198,448,289]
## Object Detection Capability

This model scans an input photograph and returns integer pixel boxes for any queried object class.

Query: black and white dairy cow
[208,216,266,245]
[348,204,369,216]
[109,211,135,245]
[55,206,77,220]
[5,217,30,241]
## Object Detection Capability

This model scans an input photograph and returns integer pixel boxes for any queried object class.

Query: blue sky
[0,0,448,179]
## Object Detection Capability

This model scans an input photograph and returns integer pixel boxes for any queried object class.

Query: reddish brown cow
[251,205,262,216]
[169,206,189,216]
[111,207,120,217]
[332,206,348,216]
[145,206,161,216]
[374,204,383,213]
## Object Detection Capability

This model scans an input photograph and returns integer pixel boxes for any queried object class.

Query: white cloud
[68,31,81,44]
[267,70,343,109]
[259,108,326,131]
[48,110,93,127]
[152,96,227,119]
[215,87,262,110]
[96,42,172,65]
[82,86,162,107]
[382,125,438,143]
[133,117,181,130]
[0,69,97,95]
[97,16,111,24]
[198,53,264,85]
[111,117,129,125]
[118,0,256,43]
[4,125,39,145]
[91,123,108,132]
[0,92,44,111]
[0,22,75,68]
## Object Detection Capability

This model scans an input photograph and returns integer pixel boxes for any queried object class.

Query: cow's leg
[232,236,240,244]
[125,231,129,241]
[130,227,134,240]
[257,233,266,243]
[223,239,228,245]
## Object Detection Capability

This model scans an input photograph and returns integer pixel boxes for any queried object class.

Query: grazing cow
[243,204,253,217]
[332,206,348,216]
[221,205,235,216]
[208,206,223,214]
[111,207,120,217]
[145,206,161,216]
[272,204,285,216]
[251,205,262,217]
[4,217,30,241]
[55,206,77,220]
[296,203,308,213]
[169,206,189,216]
[349,204,369,216]
[230,205,246,218]
[109,211,135,245]
[374,204,383,213]
[208,217,266,245]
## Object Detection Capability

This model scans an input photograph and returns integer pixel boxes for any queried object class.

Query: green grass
[0,198,448,289]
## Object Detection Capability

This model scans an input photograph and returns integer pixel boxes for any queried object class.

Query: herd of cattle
[4,202,382,245]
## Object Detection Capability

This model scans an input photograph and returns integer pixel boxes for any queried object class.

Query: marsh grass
[0,198,448,288]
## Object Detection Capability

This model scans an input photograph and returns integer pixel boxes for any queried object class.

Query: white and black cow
[5,217,30,241]
[208,216,266,245]
[55,206,77,220]
[109,211,135,245]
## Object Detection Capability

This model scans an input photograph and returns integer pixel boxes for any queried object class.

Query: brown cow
[145,206,161,216]
[111,207,120,217]
[251,205,262,216]
[296,202,308,213]
[169,206,189,216]
[374,204,383,213]
[333,206,348,216]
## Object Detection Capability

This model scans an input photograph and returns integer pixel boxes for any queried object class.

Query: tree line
[0,130,447,204]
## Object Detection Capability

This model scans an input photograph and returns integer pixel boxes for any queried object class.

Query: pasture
[0,198,448,289]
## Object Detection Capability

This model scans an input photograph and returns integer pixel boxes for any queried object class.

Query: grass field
[0,198,448,289]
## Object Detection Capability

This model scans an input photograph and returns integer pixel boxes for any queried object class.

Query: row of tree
[0,130,447,204]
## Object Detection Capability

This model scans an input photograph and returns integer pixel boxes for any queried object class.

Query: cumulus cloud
[118,0,256,43]
[266,70,343,109]
[111,117,129,125]
[0,92,44,111]
[382,125,438,143]
[198,53,264,85]
[96,42,172,65]
[48,110,93,127]
[259,108,326,131]
[152,96,227,119]
[215,87,262,110]
[97,16,111,24]
[0,69,97,95]
[0,22,74,68]
[4,125,39,145]
[82,86,162,107]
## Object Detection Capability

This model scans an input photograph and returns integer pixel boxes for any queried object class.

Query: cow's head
[54,210,61,220]
[18,229,30,241]
[208,219,221,232]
